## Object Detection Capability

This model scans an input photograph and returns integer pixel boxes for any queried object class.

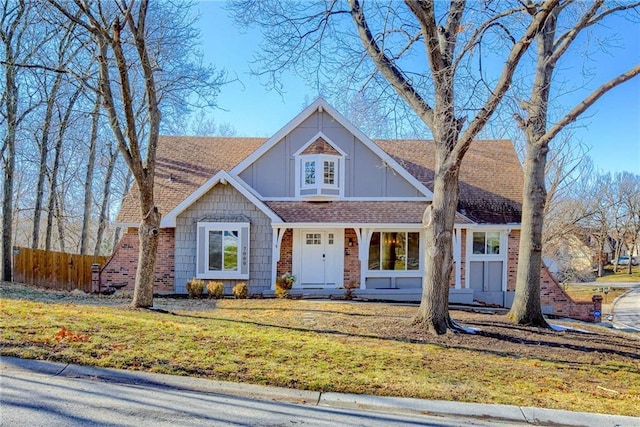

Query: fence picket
[11,247,108,291]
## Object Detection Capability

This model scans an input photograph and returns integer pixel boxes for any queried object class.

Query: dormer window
[294,134,345,200]
[302,155,338,189]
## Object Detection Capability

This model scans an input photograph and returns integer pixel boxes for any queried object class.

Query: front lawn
[596,265,640,283]
[1,283,638,416]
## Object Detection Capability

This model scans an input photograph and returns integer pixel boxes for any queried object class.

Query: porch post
[271,227,285,290]
[454,228,462,289]
[357,228,372,290]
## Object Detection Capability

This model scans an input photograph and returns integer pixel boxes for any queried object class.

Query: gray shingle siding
[174,183,272,294]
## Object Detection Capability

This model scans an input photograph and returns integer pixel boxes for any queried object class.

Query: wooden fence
[12,247,109,292]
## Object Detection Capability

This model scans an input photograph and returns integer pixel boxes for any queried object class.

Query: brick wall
[276,229,293,278]
[100,227,175,294]
[343,228,361,287]
[508,229,598,322]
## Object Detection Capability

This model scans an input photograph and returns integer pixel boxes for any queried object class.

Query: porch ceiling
[265,201,473,224]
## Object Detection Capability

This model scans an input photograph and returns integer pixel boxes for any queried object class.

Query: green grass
[595,265,640,283]
[1,298,639,416]
[563,285,627,303]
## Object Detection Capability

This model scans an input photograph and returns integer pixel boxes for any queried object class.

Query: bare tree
[47,0,223,307]
[79,93,101,254]
[232,0,559,334]
[508,1,640,326]
[1,0,49,281]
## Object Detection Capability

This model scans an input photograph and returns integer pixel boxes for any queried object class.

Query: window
[306,233,321,245]
[472,231,501,255]
[368,231,420,271]
[197,222,249,279]
[297,154,342,199]
[304,161,315,185]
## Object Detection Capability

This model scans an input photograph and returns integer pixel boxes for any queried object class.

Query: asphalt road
[2,357,638,427]
[612,284,640,332]
[0,364,514,427]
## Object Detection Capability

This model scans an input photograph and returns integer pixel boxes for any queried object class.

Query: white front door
[298,229,342,287]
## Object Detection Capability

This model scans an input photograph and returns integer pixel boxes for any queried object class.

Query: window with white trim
[196,222,249,279]
[367,231,420,271]
[298,154,341,197]
[472,231,501,255]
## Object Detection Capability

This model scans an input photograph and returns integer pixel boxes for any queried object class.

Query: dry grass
[563,285,628,303]
[1,282,639,416]
[596,265,640,283]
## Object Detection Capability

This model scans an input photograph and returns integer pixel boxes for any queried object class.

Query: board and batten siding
[238,110,421,199]
[174,183,273,294]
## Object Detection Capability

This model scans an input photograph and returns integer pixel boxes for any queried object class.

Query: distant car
[615,256,638,266]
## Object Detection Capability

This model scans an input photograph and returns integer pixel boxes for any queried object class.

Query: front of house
[102,98,598,318]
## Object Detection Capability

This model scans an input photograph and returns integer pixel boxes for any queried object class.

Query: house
[100,98,600,320]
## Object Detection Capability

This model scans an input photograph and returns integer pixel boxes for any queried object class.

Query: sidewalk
[1,356,638,426]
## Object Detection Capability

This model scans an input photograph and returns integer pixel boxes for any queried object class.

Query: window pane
[407,232,420,270]
[323,160,335,185]
[472,232,486,254]
[223,230,238,271]
[486,232,500,254]
[208,231,222,271]
[304,161,315,185]
[382,232,406,270]
[368,232,380,270]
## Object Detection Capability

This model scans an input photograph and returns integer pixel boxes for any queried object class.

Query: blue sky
[194,1,639,175]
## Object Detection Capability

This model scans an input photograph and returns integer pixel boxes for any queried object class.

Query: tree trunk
[46,87,81,250]
[2,34,19,281]
[32,74,63,249]
[413,165,461,334]
[80,94,101,254]
[508,141,549,327]
[55,192,66,253]
[94,146,118,256]
[131,181,160,308]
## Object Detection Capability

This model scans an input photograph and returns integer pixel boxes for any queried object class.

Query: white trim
[160,170,282,227]
[454,228,462,289]
[196,222,249,280]
[230,98,433,200]
[295,153,345,199]
[292,131,347,157]
[271,227,287,290]
[272,222,424,229]
[259,196,429,202]
[465,227,509,292]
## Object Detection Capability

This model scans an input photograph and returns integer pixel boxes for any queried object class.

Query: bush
[186,278,205,298]
[206,281,224,299]
[232,282,248,299]
[275,273,295,299]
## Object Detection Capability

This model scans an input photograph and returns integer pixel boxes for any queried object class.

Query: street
[0,367,514,427]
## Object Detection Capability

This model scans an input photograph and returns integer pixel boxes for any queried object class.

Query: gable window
[472,231,501,255]
[197,222,249,279]
[368,231,420,271]
[300,155,339,189]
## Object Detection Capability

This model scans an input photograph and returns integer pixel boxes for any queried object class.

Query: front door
[299,230,341,287]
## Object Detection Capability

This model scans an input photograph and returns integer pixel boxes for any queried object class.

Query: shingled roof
[377,139,523,223]
[117,136,523,224]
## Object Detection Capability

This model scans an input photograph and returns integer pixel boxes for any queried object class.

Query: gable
[233,98,432,201]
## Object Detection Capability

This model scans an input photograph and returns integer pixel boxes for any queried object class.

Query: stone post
[91,264,101,294]
[591,295,603,322]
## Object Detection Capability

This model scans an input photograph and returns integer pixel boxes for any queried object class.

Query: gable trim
[230,98,433,200]
[293,131,348,157]
[160,170,282,227]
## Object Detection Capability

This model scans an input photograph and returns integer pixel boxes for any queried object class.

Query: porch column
[356,228,373,290]
[454,228,462,289]
[271,227,286,290]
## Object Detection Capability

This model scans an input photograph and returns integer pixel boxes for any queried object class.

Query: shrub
[206,281,224,299]
[186,278,205,298]
[344,280,359,300]
[232,282,248,299]
[275,273,295,299]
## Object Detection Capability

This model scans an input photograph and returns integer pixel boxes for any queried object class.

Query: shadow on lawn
[214,305,404,318]
[169,311,640,366]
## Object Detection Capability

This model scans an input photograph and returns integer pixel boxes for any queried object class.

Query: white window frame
[196,222,250,280]
[465,228,508,291]
[299,154,341,191]
[365,230,422,275]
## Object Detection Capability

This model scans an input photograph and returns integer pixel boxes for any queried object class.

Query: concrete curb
[2,357,639,426]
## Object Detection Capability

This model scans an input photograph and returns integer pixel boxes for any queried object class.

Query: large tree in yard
[233,0,560,334]
[507,0,640,326]
[47,0,223,307]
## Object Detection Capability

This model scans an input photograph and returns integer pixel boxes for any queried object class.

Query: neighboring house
[100,98,599,320]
